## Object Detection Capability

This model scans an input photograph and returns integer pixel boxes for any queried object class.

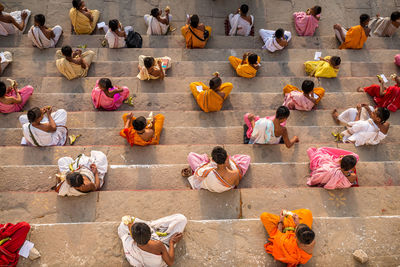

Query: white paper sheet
[380,74,388,83]
[18,240,34,258]
[0,52,6,63]
[196,85,203,92]
[97,22,106,28]
[314,51,322,60]
[313,93,319,99]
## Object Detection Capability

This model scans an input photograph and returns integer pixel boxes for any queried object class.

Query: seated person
[137,55,171,80]
[228,52,260,78]
[118,214,187,266]
[359,74,400,112]
[260,209,315,267]
[19,106,68,146]
[0,221,31,266]
[293,5,321,36]
[282,80,325,111]
[226,4,254,36]
[91,78,130,110]
[244,106,299,148]
[69,0,100,34]
[0,3,30,36]
[259,28,291,52]
[334,14,370,49]
[307,147,359,189]
[144,7,172,35]
[104,19,133,48]
[0,80,34,113]
[181,14,212,48]
[55,150,108,196]
[0,50,12,75]
[28,14,63,49]
[56,45,96,80]
[304,56,341,78]
[120,112,165,146]
[184,146,250,193]
[332,105,390,146]
[190,73,233,112]
[369,11,400,37]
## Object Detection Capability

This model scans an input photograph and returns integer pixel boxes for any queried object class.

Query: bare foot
[356,87,364,92]
[332,109,340,124]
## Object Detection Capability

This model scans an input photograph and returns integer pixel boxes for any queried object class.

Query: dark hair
[296,224,315,245]
[376,107,390,123]
[131,223,151,245]
[34,14,45,26]
[27,107,42,123]
[98,78,112,90]
[276,106,290,120]
[391,11,400,22]
[0,81,6,97]
[301,80,314,94]
[211,146,227,164]
[331,56,341,66]
[61,45,73,57]
[240,4,249,14]
[313,5,322,15]
[108,19,119,32]
[132,116,147,131]
[151,8,159,17]
[143,57,155,69]
[248,54,258,65]
[360,14,370,24]
[209,76,222,90]
[341,155,357,171]
[66,172,84,187]
[72,0,82,9]
[190,14,200,28]
[275,28,284,39]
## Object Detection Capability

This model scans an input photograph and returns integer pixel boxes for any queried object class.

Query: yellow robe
[69,8,100,34]
[181,24,212,48]
[190,82,233,112]
[56,50,96,80]
[283,84,325,104]
[304,56,339,78]
[339,25,368,50]
[228,56,260,78]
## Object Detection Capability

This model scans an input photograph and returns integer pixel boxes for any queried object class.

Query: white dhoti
[0,9,31,35]
[104,26,133,48]
[118,214,187,267]
[144,14,172,35]
[259,29,291,52]
[28,25,63,48]
[0,51,12,75]
[228,13,253,36]
[19,109,68,146]
[334,26,347,44]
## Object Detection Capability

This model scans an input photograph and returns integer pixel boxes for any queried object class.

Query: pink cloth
[0,86,34,114]
[187,152,250,176]
[293,12,319,36]
[91,80,130,111]
[243,113,287,139]
[282,90,314,111]
[307,147,359,189]
[395,54,400,67]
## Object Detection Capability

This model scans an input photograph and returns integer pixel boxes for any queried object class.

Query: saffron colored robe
[181,24,212,48]
[69,8,100,34]
[190,82,233,112]
[228,56,260,78]
[339,25,368,50]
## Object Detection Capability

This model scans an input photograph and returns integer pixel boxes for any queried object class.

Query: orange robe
[228,56,260,78]
[339,25,368,49]
[120,114,164,146]
[190,82,233,112]
[181,24,212,48]
[260,209,313,267]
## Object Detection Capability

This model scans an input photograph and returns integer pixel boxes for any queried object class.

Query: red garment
[364,84,400,112]
[0,222,30,266]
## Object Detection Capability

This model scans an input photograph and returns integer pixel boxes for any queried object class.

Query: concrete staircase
[0,0,399,266]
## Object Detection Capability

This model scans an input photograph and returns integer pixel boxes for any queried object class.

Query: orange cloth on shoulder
[120,114,165,146]
[339,25,367,49]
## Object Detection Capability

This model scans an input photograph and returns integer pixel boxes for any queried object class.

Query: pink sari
[282,91,314,111]
[307,147,359,189]
[91,80,130,111]
[0,86,34,114]
[293,12,320,36]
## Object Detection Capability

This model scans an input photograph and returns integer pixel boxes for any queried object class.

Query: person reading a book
[282,80,325,111]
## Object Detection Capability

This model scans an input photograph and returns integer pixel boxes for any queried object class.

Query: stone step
[17,217,400,266]
[1,161,398,192]
[2,60,398,77]
[1,125,400,146]
[0,76,392,94]
[1,188,399,224]
[0,143,397,166]
[2,110,400,128]
[1,34,399,49]
[3,47,400,62]
[4,92,374,111]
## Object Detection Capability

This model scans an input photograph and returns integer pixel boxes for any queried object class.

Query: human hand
[356,104,362,112]
[21,12,28,20]
[294,136,300,143]
[292,214,300,225]
[126,112,133,120]
[46,106,52,115]
[90,163,98,174]
[361,103,369,108]
[333,24,342,30]
[169,233,183,244]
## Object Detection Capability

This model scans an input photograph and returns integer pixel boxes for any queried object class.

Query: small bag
[189,26,209,42]
[125,31,143,48]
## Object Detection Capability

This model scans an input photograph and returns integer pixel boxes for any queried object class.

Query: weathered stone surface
[353,249,369,263]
